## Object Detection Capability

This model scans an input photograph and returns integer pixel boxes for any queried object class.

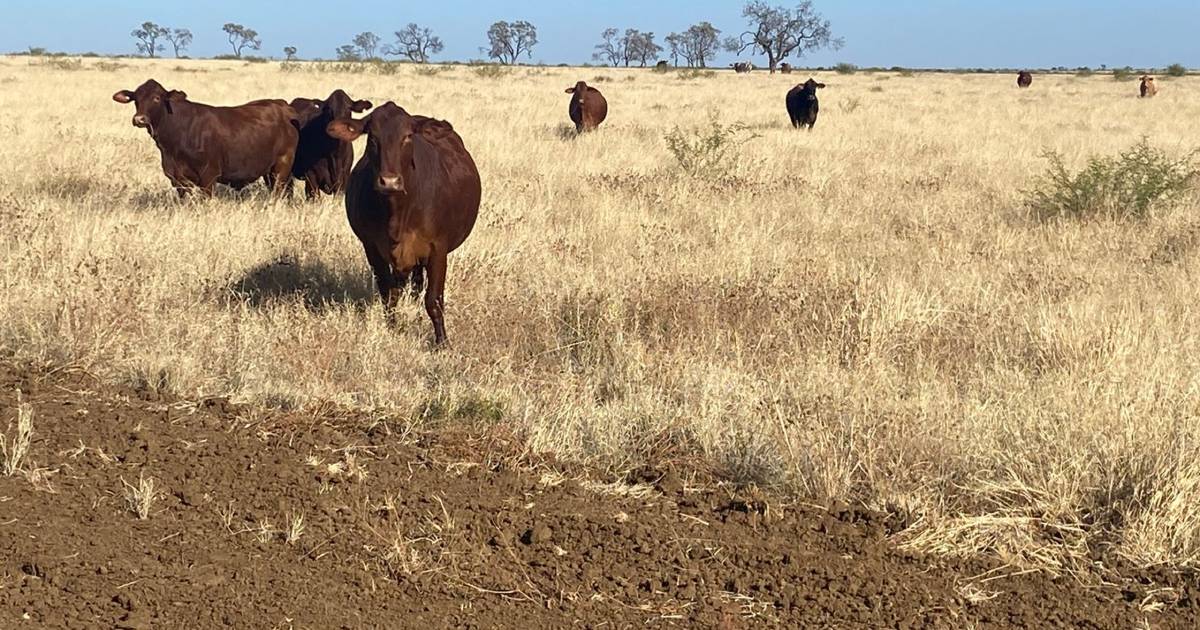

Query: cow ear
[113,90,134,103]
[327,118,366,141]
[168,90,187,101]
[816,83,827,89]
[565,87,575,93]
[352,100,373,113]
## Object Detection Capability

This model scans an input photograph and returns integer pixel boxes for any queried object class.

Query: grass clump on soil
[1025,139,1198,221]
[1,391,33,476]
[122,472,161,520]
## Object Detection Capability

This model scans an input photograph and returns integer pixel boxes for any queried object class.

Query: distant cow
[1140,76,1158,98]
[732,62,754,74]
[780,63,793,74]
[566,81,608,133]
[289,90,373,199]
[327,103,481,344]
[1017,71,1033,88]
[113,79,298,197]
[786,78,826,130]
[655,60,670,70]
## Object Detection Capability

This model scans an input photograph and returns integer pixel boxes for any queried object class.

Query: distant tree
[352,31,382,60]
[385,23,444,63]
[283,46,298,61]
[222,23,262,58]
[593,28,624,67]
[165,28,192,58]
[664,32,683,67]
[131,22,168,58]
[725,1,842,73]
[626,30,662,67]
[335,45,361,62]
[484,20,537,65]
[669,22,721,68]
[1166,63,1187,77]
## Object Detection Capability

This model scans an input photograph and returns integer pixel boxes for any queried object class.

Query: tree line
[128,2,840,72]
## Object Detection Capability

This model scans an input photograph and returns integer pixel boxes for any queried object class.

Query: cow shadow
[224,254,376,313]
[553,123,580,142]
[128,182,297,211]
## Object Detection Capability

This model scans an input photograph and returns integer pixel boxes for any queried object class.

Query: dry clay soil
[1,365,1197,629]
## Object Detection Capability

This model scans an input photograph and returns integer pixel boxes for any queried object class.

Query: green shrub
[833,62,858,75]
[1166,63,1187,77]
[1112,66,1135,81]
[676,69,716,80]
[664,110,756,175]
[1025,139,1199,221]
[471,64,511,79]
[1075,67,1094,77]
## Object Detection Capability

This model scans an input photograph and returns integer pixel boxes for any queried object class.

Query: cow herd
[111,67,1167,343]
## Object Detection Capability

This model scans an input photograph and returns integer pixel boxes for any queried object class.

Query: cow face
[799,78,826,97]
[289,97,326,127]
[325,89,373,120]
[112,79,187,134]
[327,102,416,195]
[565,82,589,108]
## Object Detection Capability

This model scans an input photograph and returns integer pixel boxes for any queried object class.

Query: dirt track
[1,366,1196,628]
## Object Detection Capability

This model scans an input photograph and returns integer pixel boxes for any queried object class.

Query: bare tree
[664,32,683,67]
[283,46,298,61]
[726,1,842,73]
[165,28,192,58]
[352,32,382,60]
[484,20,537,65]
[670,22,721,68]
[626,30,662,67]
[335,45,360,62]
[593,28,624,67]
[222,23,262,57]
[386,23,444,63]
[131,22,168,58]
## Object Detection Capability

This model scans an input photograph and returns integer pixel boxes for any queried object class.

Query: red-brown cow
[113,79,298,197]
[1017,71,1033,88]
[327,103,481,344]
[1140,76,1158,98]
[289,90,373,199]
[566,81,608,133]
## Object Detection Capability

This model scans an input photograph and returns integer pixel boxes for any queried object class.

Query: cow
[786,78,826,130]
[1140,76,1158,98]
[780,63,793,75]
[655,60,670,70]
[732,62,754,74]
[327,103,481,345]
[112,79,298,198]
[1017,71,1033,88]
[289,90,374,199]
[565,81,608,133]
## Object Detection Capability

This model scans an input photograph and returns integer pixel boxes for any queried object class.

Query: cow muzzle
[132,114,150,128]
[376,175,405,194]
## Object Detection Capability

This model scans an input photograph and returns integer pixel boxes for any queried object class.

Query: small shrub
[413,64,447,77]
[833,62,858,75]
[897,69,914,78]
[869,86,883,93]
[93,61,126,72]
[676,69,716,80]
[1075,67,1094,77]
[280,61,303,73]
[1166,63,1187,77]
[1024,139,1199,221]
[30,57,83,71]
[471,64,511,79]
[664,110,757,175]
[838,97,862,114]
[1,391,33,476]
[1112,66,1135,81]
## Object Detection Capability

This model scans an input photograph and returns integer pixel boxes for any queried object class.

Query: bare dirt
[1,365,1196,629]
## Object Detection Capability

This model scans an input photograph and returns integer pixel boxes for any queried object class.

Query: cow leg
[363,246,398,317]
[304,176,319,200]
[408,262,425,300]
[270,155,293,199]
[423,251,448,345]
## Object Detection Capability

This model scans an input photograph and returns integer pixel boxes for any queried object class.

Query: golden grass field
[2,55,1199,572]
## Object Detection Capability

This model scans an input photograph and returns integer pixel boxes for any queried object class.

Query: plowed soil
[1,366,1196,629]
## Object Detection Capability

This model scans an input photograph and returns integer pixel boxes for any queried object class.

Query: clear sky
[4,1,1197,69]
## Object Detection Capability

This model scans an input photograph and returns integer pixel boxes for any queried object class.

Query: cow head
[799,78,826,97]
[565,81,590,108]
[327,102,416,195]
[325,89,374,119]
[291,91,373,130]
[112,79,187,134]
[289,97,326,127]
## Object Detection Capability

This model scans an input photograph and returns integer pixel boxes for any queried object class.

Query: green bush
[1112,66,1135,81]
[1025,139,1199,221]
[1166,63,1187,77]
[833,62,858,74]
[1075,67,1094,77]
[664,110,756,175]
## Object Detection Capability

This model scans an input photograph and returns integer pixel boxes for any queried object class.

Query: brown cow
[566,81,608,133]
[289,90,373,199]
[780,63,793,74]
[1140,76,1158,98]
[1017,71,1033,88]
[113,79,298,197]
[327,103,481,344]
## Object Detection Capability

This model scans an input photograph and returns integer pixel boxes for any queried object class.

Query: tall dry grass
[2,56,1200,570]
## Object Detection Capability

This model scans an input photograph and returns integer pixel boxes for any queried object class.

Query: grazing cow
[732,62,754,74]
[327,103,481,344]
[1017,71,1033,88]
[1140,76,1158,98]
[655,60,670,70]
[289,90,374,199]
[566,81,608,133]
[113,79,298,197]
[786,78,826,130]
[780,63,793,74]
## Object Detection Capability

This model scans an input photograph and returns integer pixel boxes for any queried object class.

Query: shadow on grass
[225,254,377,312]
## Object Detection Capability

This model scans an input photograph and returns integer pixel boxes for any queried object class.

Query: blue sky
[4,1,1197,68]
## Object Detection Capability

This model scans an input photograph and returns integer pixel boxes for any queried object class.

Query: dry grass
[1,390,33,476]
[2,56,1200,569]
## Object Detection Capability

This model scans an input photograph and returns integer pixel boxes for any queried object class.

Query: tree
[283,46,298,61]
[593,28,624,67]
[726,1,842,73]
[131,22,168,58]
[222,23,262,58]
[668,22,721,68]
[335,45,361,62]
[626,30,662,67]
[352,32,382,60]
[386,23,444,63]
[165,28,192,58]
[484,20,537,65]
[664,32,683,67]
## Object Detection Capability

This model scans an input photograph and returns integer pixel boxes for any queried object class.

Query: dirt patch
[0,366,1196,628]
